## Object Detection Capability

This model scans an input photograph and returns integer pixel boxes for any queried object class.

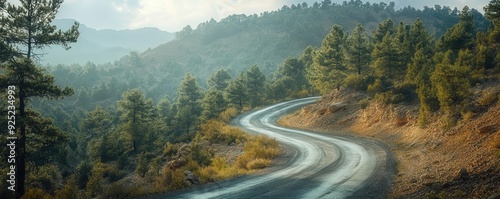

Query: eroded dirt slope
[280,89,500,198]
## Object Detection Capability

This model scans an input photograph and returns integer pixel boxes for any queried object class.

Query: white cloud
[129,0,284,31]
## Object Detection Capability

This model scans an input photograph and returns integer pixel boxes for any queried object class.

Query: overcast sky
[6,0,491,32]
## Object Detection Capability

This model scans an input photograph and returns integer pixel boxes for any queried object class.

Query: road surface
[153,97,394,199]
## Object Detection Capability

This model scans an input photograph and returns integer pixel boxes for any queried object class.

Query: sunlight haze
[6,0,490,32]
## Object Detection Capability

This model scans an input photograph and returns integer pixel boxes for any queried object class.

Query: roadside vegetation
[1,0,498,198]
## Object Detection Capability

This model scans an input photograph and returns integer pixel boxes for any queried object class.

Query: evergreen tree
[406,18,434,83]
[174,73,203,136]
[309,25,347,94]
[80,105,113,140]
[372,18,395,43]
[346,23,371,75]
[485,0,500,42]
[157,97,173,127]
[244,65,266,107]
[207,69,232,91]
[371,32,403,83]
[0,0,79,196]
[431,51,471,126]
[274,57,310,97]
[437,6,476,52]
[201,89,227,120]
[117,89,154,152]
[224,73,248,109]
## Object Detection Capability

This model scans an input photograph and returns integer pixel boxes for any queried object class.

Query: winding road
[156,97,394,199]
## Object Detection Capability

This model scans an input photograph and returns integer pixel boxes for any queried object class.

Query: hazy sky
[6,0,491,32]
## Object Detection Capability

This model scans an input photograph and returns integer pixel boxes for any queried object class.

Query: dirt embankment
[279,89,500,199]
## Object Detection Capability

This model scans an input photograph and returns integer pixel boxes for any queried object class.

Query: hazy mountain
[46,2,489,107]
[38,19,175,65]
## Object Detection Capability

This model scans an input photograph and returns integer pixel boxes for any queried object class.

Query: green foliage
[344,74,370,91]
[346,23,372,75]
[26,164,62,192]
[244,65,267,107]
[207,69,232,91]
[224,74,248,109]
[431,51,472,126]
[309,25,347,94]
[201,89,227,120]
[85,162,104,198]
[190,143,213,167]
[174,73,204,136]
[437,6,476,52]
[371,32,404,82]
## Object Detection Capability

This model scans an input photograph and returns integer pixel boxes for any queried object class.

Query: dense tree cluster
[301,4,500,127]
[1,0,499,198]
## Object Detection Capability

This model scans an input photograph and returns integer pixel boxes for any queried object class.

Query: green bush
[478,90,498,106]
[344,74,368,91]
[358,98,370,109]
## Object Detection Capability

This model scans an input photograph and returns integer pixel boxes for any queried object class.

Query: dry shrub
[197,166,218,182]
[197,162,245,183]
[246,158,272,170]
[236,135,280,170]
[492,134,500,149]
[156,168,185,191]
[478,90,498,106]
[200,120,247,145]
[219,107,239,123]
[358,98,370,109]
[461,111,475,122]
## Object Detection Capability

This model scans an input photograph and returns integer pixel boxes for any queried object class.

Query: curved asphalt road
[154,97,394,199]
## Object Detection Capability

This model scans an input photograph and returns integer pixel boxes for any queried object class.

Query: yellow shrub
[236,135,280,170]
[22,188,52,199]
[200,120,247,145]
[246,158,271,170]
[478,90,498,106]
[219,107,239,123]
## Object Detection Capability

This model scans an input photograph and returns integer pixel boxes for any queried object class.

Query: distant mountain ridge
[38,19,175,65]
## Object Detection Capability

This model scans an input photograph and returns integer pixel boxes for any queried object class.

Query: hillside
[38,19,175,65]
[43,2,489,111]
[280,85,500,198]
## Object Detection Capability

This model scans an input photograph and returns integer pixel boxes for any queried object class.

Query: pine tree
[371,32,403,83]
[0,0,79,197]
[224,73,248,109]
[201,89,227,120]
[174,73,203,137]
[118,89,154,152]
[372,19,395,43]
[309,25,347,94]
[244,65,266,107]
[346,23,371,75]
[431,51,471,127]
[80,105,113,140]
[406,18,434,83]
[207,69,232,91]
[437,6,476,52]
[273,56,310,97]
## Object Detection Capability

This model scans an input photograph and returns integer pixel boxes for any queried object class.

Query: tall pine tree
[174,73,203,138]
[0,0,79,197]
[309,25,347,94]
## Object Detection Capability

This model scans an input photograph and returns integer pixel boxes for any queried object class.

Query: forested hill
[47,1,488,110]
[140,1,488,77]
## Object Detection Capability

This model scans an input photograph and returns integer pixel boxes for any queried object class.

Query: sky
[6,0,491,32]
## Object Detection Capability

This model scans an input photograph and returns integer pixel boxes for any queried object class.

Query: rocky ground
[279,89,500,199]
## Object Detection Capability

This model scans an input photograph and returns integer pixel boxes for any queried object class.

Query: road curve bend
[155,97,394,199]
